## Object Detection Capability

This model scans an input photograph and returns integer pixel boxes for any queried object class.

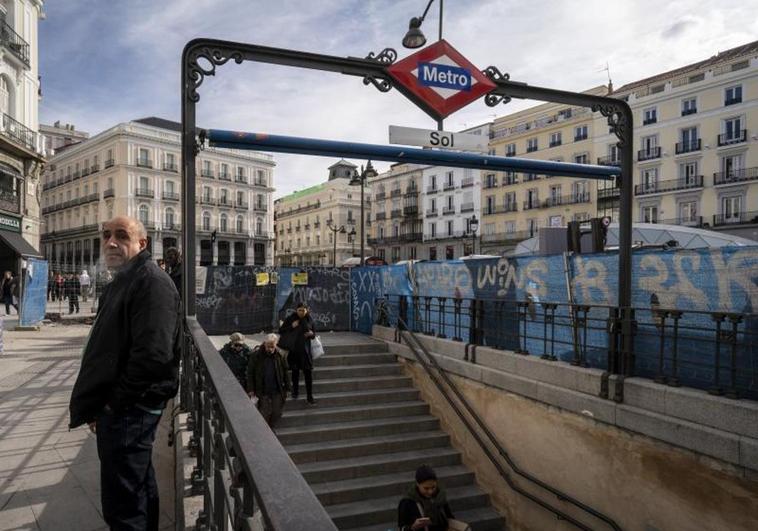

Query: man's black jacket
[69,250,181,428]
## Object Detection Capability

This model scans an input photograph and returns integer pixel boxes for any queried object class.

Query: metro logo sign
[387,40,496,120]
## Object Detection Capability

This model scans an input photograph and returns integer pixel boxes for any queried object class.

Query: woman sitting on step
[279,302,317,404]
[398,465,457,531]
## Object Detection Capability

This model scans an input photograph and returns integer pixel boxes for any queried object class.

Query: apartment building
[40,117,276,271]
[368,162,423,263]
[0,0,45,274]
[482,87,606,254]
[274,160,366,266]
[40,121,89,154]
[597,40,758,240]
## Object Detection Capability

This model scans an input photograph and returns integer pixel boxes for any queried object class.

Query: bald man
[69,216,181,531]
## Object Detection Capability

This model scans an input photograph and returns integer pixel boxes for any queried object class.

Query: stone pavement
[0,320,174,531]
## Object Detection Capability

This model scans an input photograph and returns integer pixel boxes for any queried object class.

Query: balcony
[637,147,661,161]
[253,178,267,187]
[549,140,562,148]
[295,225,301,232]
[574,134,588,141]
[484,180,498,189]
[200,197,216,205]
[460,202,474,213]
[1,113,38,153]
[235,201,249,210]
[375,212,387,221]
[201,169,214,178]
[0,20,30,67]
[275,201,320,220]
[82,193,99,204]
[403,205,418,217]
[163,223,182,232]
[235,176,248,184]
[642,117,657,126]
[681,107,697,116]
[634,175,703,195]
[91,164,100,173]
[725,96,742,106]
[442,206,456,215]
[597,156,621,166]
[426,186,438,194]
[526,145,538,153]
[426,209,438,217]
[404,187,419,196]
[461,177,474,188]
[163,191,181,201]
[73,170,81,180]
[374,192,386,201]
[0,189,20,214]
[483,203,518,216]
[544,192,591,207]
[137,158,152,169]
[313,220,321,228]
[105,159,115,168]
[390,209,402,219]
[390,189,402,198]
[104,188,115,199]
[506,150,516,157]
[163,163,178,172]
[218,172,232,181]
[597,186,621,200]
[713,211,758,227]
[443,182,456,191]
[81,168,90,177]
[217,198,233,208]
[717,130,747,147]
[523,200,541,211]
[713,166,758,186]
[135,187,154,198]
[675,139,701,154]
[401,232,423,242]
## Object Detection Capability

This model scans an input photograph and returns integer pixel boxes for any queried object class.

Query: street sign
[387,40,496,120]
[389,125,486,152]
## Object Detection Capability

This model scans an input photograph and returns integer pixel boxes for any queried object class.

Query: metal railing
[634,175,703,195]
[713,166,758,185]
[637,147,661,161]
[2,112,38,152]
[381,294,758,399]
[180,318,337,531]
[0,19,30,66]
[712,210,758,227]
[376,297,622,531]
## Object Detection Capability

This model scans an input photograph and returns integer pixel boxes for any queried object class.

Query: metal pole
[360,178,365,263]
[333,229,337,267]
[181,43,197,317]
[437,0,443,132]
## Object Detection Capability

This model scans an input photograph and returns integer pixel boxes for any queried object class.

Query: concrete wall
[373,325,758,531]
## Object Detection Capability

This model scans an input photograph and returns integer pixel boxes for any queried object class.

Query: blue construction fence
[192,246,758,397]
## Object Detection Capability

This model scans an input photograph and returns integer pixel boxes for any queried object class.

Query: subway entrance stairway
[275,333,505,530]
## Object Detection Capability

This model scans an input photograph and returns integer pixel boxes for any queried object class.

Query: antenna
[596,62,612,92]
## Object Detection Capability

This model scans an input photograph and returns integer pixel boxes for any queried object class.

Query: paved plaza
[0,320,174,531]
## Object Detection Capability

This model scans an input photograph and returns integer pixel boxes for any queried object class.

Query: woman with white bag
[279,302,318,405]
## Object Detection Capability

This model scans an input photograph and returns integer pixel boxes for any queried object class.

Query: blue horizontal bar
[205,129,618,180]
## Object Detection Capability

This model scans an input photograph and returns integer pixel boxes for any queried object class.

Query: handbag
[277,331,295,352]
[311,336,325,360]
[446,519,471,531]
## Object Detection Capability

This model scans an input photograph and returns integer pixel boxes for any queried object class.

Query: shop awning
[0,230,42,258]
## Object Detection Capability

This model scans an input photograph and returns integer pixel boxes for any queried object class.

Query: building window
[681,98,697,116]
[256,218,263,235]
[725,85,742,106]
[165,208,175,227]
[574,125,588,141]
[679,126,699,152]
[430,222,436,238]
[237,166,245,180]
[574,153,588,164]
[641,205,658,223]
[220,214,228,232]
[504,171,517,185]
[641,167,658,192]
[445,246,454,260]
[485,196,495,215]
[722,116,744,143]
[447,220,453,236]
[721,195,742,223]
[428,247,437,260]
[138,148,150,167]
[721,153,745,179]
[504,192,516,210]
[642,107,657,125]
[138,204,150,225]
[506,143,516,156]
[549,132,561,147]
[526,138,538,153]
[679,161,698,186]
[679,201,698,225]
[236,216,244,233]
[202,212,211,231]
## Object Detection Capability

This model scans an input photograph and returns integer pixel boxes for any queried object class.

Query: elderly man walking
[247,334,291,428]
[69,216,181,531]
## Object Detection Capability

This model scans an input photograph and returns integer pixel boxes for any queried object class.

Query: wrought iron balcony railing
[0,20,30,67]
[135,188,154,198]
[1,112,38,152]
[163,191,181,201]
[713,166,758,186]
[637,147,661,161]
[634,175,703,195]
[712,210,758,227]
[717,130,747,147]
[675,139,701,154]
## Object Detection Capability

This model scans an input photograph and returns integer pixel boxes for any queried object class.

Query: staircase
[277,334,505,530]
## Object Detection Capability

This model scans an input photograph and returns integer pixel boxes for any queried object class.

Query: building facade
[368,162,423,263]
[40,117,276,272]
[598,41,758,241]
[482,87,606,255]
[0,0,45,275]
[275,160,366,266]
[40,121,89,154]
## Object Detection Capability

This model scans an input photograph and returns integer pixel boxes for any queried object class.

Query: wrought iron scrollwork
[365,48,397,65]
[186,46,245,102]
[362,48,397,93]
[363,75,393,93]
[592,103,629,146]
[483,66,512,107]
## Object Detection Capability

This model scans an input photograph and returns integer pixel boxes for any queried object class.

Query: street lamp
[348,227,357,256]
[402,0,443,49]
[326,218,346,267]
[349,160,378,266]
[468,214,479,255]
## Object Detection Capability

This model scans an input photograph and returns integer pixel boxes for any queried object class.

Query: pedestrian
[278,302,317,404]
[1,271,17,315]
[69,216,181,531]
[55,271,64,301]
[47,272,54,301]
[397,465,458,531]
[218,332,253,391]
[164,247,182,298]
[246,333,291,428]
[79,269,91,302]
[64,273,80,314]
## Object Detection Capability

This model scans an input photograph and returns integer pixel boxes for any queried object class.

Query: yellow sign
[292,272,308,286]
[255,272,270,286]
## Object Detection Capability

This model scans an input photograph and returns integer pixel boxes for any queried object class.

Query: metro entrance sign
[387,40,496,120]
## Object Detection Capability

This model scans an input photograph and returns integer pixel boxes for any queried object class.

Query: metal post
[360,178,365,263]
[333,230,337,266]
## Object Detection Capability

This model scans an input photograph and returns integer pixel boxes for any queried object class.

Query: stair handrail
[379,298,622,531]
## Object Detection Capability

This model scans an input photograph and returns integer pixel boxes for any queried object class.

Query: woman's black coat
[279,311,316,371]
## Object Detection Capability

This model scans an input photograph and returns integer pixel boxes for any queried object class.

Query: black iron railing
[2,112,38,152]
[181,318,336,531]
[0,20,30,66]
[634,175,703,195]
[713,166,758,185]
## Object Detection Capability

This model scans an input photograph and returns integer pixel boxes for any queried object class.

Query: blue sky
[39,0,757,197]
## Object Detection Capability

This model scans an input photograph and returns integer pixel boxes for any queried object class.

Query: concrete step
[322,342,389,355]
[315,352,398,367]
[276,415,440,446]
[312,364,403,380]
[312,465,474,506]
[327,485,491,529]
[285,430,451,464]
[347,506,506,531]
[286,387,420,411]
[279,401,430,428]
[298,447,461,483]
[311,375,413,394]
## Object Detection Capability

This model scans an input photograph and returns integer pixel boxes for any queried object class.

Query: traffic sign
[387,40,496,120]
[389,125,486,152]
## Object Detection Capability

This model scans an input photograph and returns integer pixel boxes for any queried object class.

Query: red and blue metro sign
[387,40,496,120]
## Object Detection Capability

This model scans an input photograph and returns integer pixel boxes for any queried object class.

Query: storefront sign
[0,214,21,232]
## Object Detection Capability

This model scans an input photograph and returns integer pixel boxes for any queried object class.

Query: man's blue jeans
[96,406,162,531]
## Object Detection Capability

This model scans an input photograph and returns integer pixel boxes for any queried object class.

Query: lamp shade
[402,17,426,49]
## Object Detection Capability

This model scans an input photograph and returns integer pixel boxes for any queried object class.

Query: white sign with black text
[389,125,486,152]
